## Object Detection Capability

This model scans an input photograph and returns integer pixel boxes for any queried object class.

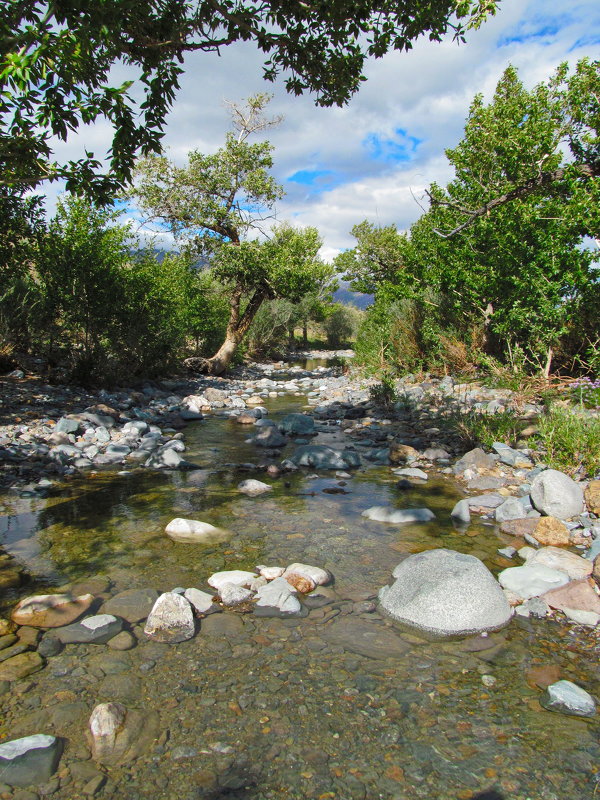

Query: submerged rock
[378,549,512,638]
[55,614,123,644]
[498,564,570,600]
[290,445,360,470]
[362,506,435,524]
[0,734,62,787]
[165,518,231,544]
[279,413,315,435]
[237,479,273,496]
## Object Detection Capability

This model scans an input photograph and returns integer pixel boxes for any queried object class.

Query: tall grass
[537,407,600,477]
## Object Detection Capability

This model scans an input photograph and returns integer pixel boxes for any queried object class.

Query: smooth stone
[283,563,331,586]
[207,571,257,591]
[362,506,435,524]
[143,593,195,643]
[254,578,303,617]
[107,631,137,650]
[11,593,94,628]
[498,565,570,600]
[88,703,159,765]
[451,499,471,523]
[379,549,511,638]
[495,497,528,522]
[527,547,592,580]
[237,479,273,497]
[251,426,287,448]
[540,680,596,717]
[0,652,44,681]
[102,588,160,623]
[562,607,600,626]
[164,518,231,544]
[290,444,360,470]
[320,617,412,660]
[466,494,504,510]
[279,413,315,435]
[541,579,600,614]
[55,614,123,645]
[256,566,285,580]
[183,588,219,615]
[393,467,428,481]
[0,735,62,787]
[530,470,584,519]
[531,516,571,546]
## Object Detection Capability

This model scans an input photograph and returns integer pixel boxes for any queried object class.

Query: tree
[428,58,600,237]
[334,220,411,295]
[410,63,599,374]
[132,96,330,373]
[1,1,498,198]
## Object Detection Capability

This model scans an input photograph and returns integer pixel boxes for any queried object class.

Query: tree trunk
[302,322,308,346]
[204,284,268,375]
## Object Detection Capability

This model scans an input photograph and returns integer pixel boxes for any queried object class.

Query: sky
[47,0,600,262]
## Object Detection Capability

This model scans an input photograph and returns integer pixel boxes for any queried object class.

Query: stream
[1,365,599,800]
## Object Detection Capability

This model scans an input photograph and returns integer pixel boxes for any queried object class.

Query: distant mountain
[333,284,373,310]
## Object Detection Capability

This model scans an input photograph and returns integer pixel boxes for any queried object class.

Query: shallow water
[1,393,599,800]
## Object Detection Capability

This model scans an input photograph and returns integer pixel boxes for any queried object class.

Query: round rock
[530,470,584,519]
[165,518,231,544]
[143,593,195,643]
[378,549,512,638]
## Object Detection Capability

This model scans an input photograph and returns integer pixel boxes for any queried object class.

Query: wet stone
[320,617,412,660]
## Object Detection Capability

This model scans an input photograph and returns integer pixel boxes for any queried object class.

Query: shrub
[447,409,526,450]
[536,407,600,477]
[369,372,398,408]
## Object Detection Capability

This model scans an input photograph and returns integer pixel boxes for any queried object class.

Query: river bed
[1,379,599,800]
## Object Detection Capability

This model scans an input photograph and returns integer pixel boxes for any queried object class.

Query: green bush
[368,372,398,408]
[321,303,361,348]
[537,407,600,477]
[447,409,526,450]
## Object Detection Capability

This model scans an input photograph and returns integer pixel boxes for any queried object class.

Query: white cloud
[36,0,600,258]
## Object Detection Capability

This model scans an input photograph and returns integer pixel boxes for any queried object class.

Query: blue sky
[47,0,600,260]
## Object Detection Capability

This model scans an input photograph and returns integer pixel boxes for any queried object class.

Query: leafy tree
[321,303,362,348]
[0,1,498,198]
[132,96,330,373]
[334,220,411,295]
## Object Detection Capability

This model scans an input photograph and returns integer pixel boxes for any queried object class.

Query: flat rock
[500,518,539,538]
[143,593,195,643]
[55,614,123,644]
[453,448,497,474]
[530,470,584,519]
[219,584,254,606]
[0,735,62,787]
[540,680,596,717]
[467,494,504,510]
[532,516,570,546]
[393,467,428,481]
[290,445,360,470]
[207,570,257,591]
[379,549,511,638]
[0,651,45,681]
[237,479,273,497]
[184,588,219,615]
[527,547,592,580]
[541,579,600,614]
[102,588,160,623]
[11,593,94,628]
[495,497,527,523]
[498,565,570,600]
[321,617,412,660]
[362,506,435,524]
[165,518,231,544]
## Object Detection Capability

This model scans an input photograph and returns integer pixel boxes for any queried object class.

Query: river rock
[530,470,584,519]
[532,516,570,546]
[218,583,254,605]
[237,479,273,496]
[450,499,471,524]
[0,651,44,681]
[290,445,360,470]
[55,614,123,644]
[453,448,497,475]
[107,631,137,650]
[256,565,285,580]
[253,578,303,617]
[164,518,231,544]
[279,413,315,435]
[540,680,596,717]
[145,447,185,469]
[541,578,600,614]
[362,506,435,524]
[0,735,62,787]
[495,497,528,522]
[492,443,533,468]
[379,549,512,638]
[467,494,505,510]
[527,547,592,580]
[393,467,428,481]
[102,588,160,623]
[389,443,419,464]
[252,426,287,448]
[11,593,94,628]
[500,518,539,538]
[208,570,257,591]
[89,702,127,762]
[321,617,412,659]
[563,608,600,626]
[584,480,600,515]
[184,588,219,615]
[498,564,570,600]
[143,593,195,643]
[283,563,331,586]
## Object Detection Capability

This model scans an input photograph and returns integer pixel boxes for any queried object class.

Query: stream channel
[1,362,600,800]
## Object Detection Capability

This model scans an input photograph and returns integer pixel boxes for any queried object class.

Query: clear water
[1,395,599,800]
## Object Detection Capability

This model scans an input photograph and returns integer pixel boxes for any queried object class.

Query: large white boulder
[143,592,195,643]
[165,518,231,544]
[379,549,512,638]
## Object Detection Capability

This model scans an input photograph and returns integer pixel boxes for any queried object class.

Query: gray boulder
[378,549,512,638]
[102,588,160,623]
[0,734,62,787]
[254,577,303,617]
[279,413,315,436]
[55,614,123,644]
[495,497,528,523]
[251,426,287,448]
[143,592,195,643]
[451,499,471,524]
[530,469,584,519]
[238,479,273,496]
